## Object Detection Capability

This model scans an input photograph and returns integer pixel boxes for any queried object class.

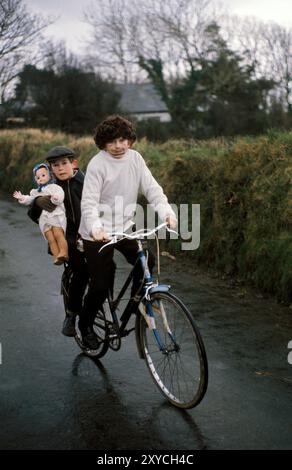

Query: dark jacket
[28,169,84,246]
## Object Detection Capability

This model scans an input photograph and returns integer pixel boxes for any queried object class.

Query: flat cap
[46,146,75,161]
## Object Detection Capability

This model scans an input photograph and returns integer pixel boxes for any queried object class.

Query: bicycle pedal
[108,326,120,339]
[109,333,119,340]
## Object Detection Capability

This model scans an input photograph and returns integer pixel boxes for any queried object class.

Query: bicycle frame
[104,238,175,358]
[106,240,154,336]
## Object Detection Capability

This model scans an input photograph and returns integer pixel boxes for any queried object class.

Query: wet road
[0,197,292,450]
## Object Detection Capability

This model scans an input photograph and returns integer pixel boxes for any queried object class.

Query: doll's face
[35,167,50,185]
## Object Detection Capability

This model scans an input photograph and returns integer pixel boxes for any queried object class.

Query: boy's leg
[62,244,89,337]
[117,239,155,299]
[67,244,89,313]
[52,226,68,261]
[79,239,115,348]
[44,228,59,262]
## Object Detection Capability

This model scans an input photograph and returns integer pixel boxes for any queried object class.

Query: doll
[13,163,68,265]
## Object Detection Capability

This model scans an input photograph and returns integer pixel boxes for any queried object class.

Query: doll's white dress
[20,184,66,238]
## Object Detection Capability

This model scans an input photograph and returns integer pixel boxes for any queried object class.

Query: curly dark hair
[93,115,137,149]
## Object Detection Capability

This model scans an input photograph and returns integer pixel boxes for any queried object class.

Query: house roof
[117,83,168,114]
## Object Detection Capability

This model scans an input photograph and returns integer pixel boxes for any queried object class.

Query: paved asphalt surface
[0,196,292,450]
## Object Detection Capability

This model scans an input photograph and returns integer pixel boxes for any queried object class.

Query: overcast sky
[24,0,292,55]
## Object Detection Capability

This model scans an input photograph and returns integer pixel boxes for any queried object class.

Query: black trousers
[66,243,89,314]
[80,238,155,329]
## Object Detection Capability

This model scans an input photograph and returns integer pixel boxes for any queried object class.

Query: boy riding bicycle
[78,115,177,350]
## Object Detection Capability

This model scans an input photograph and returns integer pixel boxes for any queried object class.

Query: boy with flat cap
[28,146,90,342]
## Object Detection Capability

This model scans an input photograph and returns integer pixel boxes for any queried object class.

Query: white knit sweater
[79,149,175,240]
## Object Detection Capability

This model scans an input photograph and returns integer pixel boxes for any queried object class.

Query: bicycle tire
[139,292,208,409]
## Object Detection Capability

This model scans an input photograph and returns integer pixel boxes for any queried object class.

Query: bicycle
[61,223,208,409]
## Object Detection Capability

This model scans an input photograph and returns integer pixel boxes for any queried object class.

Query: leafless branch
[0,0,54,100]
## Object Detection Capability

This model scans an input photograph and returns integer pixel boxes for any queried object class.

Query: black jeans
[66,243,89,314]
[80,238,155,329]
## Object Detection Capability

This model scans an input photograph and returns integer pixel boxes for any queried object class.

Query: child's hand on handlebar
[165,215,177,230]
[92,229,110,242]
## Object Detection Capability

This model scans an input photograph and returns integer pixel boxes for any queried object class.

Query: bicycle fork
[140,301,179,355]
[136,240,179,354]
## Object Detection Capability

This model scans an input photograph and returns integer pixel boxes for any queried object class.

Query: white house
[116,83,171,122]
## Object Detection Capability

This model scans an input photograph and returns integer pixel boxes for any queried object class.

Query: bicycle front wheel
[140,292,208,409]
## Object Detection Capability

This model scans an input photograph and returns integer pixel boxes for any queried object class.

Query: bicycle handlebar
[98,222,177,252]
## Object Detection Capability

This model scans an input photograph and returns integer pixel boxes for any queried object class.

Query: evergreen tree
[139,22,275,138]
[13,64,120,134]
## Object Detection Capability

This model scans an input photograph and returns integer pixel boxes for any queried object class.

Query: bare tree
[40,39,81,74]
[262,22,292,112]
[223,16,266,74]
[84,0,223,83]
[0,0,53,101]
[138,0,221,73]
[84,0,141,82]
[223,15,292,112]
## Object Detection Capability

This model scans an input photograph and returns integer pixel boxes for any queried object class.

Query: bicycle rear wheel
[140,292,208,409]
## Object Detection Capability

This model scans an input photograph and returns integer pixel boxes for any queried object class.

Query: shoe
[80,326,100,350]
[57,253,69,263]
[54,254,69,265]
[62,313,76,337]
